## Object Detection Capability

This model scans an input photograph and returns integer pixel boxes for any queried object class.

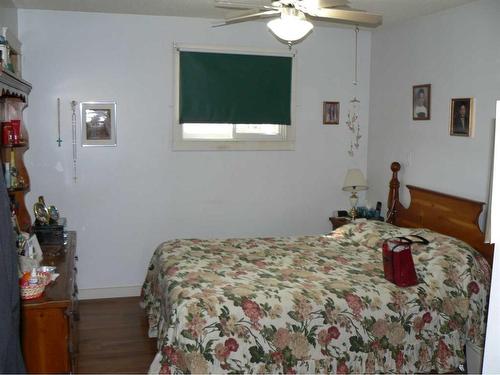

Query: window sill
[172,139,295,151]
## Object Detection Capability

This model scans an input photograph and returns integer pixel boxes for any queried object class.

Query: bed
[142,162,492,374]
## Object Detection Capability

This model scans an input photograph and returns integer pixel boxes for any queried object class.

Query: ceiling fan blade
[214,0,270,10]
[302,0,349,8]
[213,9,281,27]
[308,8,382,27]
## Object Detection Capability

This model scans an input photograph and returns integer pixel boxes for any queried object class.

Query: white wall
[18,10,371,293]
[0,0,18,38]
[367,0,500,209]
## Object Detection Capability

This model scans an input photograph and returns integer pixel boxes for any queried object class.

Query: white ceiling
[10,0,476,26]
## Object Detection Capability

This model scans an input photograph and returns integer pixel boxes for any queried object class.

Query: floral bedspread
[142,221,490,374]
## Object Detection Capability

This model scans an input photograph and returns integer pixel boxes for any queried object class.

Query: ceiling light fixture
[267,7,313,47]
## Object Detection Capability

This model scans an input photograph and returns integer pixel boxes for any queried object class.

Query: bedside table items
[20,278,45,300]
[18,233,43,275]
[33,196,60,225]
[330,202,384,231]
[337,209,349,218]
[37,266,56,274]
[33,196,50,224]
[24,234,42,259]
[34,218,67,247]
[37,266,60,283]
[28,268,38,286]
[329,216,351,230]
[356,204,384,221]
[19,269,51,300]
[18,243,60,300]
[48,205,60,222]
[375,201,382,218]
[342,168,368,220]
[33,196,67,247]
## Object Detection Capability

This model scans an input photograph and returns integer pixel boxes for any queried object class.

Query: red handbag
[382,235,428,287]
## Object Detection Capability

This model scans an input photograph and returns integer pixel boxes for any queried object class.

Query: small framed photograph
[412,84,431,120]
[323,101,340,125]
[450,98,474,137]
[80,101,117,147]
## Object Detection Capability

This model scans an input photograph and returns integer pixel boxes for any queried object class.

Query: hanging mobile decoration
[346,26,361,157]
[71,100,78,182]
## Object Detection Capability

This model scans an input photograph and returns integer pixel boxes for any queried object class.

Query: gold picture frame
[450,98,474,137]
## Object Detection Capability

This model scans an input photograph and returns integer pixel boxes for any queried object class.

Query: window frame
[172,44,296,151]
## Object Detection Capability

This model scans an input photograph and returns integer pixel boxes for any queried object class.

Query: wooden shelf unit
[0,65,32,231]
[2,141,28,148]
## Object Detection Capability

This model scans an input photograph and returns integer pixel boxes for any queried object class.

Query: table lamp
[342,169,368,220]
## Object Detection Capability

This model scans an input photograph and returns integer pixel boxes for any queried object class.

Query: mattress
[142,221,490,373]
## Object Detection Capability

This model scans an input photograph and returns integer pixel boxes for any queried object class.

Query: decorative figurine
[33,196,50,225]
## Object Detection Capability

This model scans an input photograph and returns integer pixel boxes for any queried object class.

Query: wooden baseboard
[79,285,141,300]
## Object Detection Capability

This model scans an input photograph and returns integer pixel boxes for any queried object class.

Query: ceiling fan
[214,0,382,46]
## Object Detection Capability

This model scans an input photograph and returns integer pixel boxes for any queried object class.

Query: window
[173,45,295,151]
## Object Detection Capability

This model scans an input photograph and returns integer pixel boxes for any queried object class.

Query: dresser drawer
[21,232,78,374]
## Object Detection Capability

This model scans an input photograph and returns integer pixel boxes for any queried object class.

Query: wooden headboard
[387,162,494,265]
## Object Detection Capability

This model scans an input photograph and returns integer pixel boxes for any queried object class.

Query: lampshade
[267,8,313,43]
[342,169,368,192]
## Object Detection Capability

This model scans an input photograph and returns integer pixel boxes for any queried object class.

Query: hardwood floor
[77,297,157,374]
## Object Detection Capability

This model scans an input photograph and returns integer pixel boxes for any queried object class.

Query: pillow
[328,220,416,250]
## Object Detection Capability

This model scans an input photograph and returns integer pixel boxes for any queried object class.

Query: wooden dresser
[21,231,78,373]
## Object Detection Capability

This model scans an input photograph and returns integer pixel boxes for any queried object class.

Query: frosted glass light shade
[267,11,313,43]
[342,169,368,192]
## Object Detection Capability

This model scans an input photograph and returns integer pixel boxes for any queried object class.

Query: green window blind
[179,51,292,125]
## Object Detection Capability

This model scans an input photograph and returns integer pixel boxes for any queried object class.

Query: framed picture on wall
[412,84,431,120]
[323,101,340,125]
[80,101,117,147]
[450,98,474,137]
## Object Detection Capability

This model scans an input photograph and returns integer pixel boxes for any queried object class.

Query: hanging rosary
[56,98,62,146]
[71,100,78,182]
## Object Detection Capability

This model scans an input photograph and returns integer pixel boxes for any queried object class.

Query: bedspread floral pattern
[142,221,490,374]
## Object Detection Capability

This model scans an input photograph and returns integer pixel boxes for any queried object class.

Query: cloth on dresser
[0,173,25,373]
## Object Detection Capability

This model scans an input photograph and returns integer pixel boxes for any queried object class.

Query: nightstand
[329,216,352,230]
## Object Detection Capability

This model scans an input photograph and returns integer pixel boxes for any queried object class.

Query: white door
[483,101,500,373]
